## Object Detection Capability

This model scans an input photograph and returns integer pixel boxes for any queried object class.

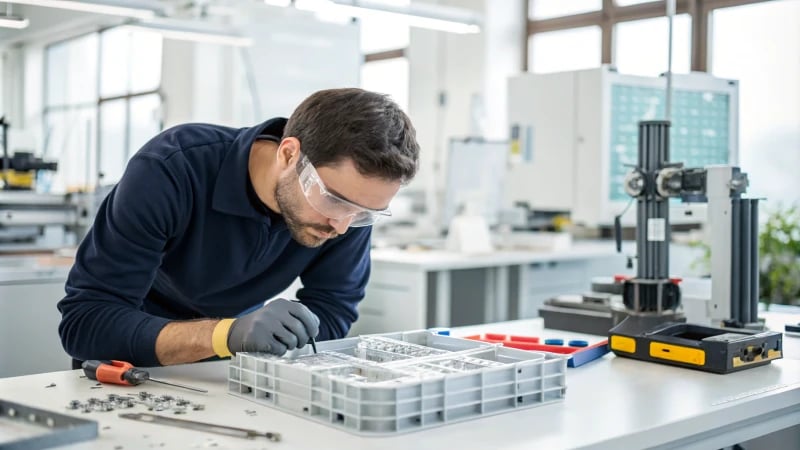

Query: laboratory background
[1,1,799,449]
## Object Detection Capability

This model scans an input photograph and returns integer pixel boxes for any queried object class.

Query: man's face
[275,155,401,248]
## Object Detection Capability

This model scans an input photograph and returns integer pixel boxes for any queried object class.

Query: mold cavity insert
[228,330,568,435]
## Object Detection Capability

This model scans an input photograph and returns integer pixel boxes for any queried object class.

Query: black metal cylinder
[731,199,742,322]
[750,199,760,322]
[636,121,671,281]
[739,199,752,323]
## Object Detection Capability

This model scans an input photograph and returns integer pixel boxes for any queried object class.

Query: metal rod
[731,199,742,323]
[750,199,760,322]
[1,117,8,190]
[740,199,752,323]
[665,0,676,120]
[119,413,280,442]
[148,377,208,394]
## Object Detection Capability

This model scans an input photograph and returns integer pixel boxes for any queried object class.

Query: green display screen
[609,84,731,201]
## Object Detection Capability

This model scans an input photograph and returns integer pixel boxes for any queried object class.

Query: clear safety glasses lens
[297,154,390,227]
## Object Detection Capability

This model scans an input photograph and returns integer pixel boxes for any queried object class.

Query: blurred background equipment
[0,117,98,249]
[1,116,58,191]
[506,66,739,229]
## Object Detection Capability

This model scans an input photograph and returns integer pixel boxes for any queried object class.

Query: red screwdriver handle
[82,360,144,386]
[96,360,135,385]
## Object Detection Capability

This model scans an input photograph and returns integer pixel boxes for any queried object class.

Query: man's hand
[227,299,320,356]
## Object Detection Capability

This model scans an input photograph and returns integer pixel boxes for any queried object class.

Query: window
[711,0,800,206]
[529,0,601,19]
[98,27,163,185]
[614,14,691,77]
[529,26,601,73]
[359,6,409,53]
[360,57,409,112]
[44,34,99,192]
[45,27,163,191]
[614,0,653,6]
[128,94,161,156]
[98,99,126,184]
[359,1,410,113]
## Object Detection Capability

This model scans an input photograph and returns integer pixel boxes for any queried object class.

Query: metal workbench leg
[495,265,510,322]
[435,270,452,327]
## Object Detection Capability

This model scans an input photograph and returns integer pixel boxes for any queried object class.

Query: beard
[275,173,338,248]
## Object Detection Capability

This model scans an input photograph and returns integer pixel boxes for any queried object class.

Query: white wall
[406,0,526,228]
[162,5,361,129]
[0,43,47,154]
[233,6,361,124]
[483,0,525,140]
[161,41,237,127]
[1,44,41,136]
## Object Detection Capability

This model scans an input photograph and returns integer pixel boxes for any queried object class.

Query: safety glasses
[296,153,391,227]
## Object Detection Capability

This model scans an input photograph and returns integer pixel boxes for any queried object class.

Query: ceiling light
[7,0,165,20]
[0,15,29,29]
[0,2,28,29]
[121,18,253,47]
[296,0,481,34]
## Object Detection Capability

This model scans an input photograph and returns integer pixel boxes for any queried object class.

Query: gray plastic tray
[228,330,567,435]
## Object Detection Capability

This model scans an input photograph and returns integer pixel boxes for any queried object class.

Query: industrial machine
[0,190,97,247]
[604,120,781,374]
[1,116,59,191]
[506,66,738,227]
[0,117,97,249]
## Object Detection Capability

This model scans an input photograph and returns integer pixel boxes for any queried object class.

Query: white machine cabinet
[0,258,72,377]
[507,65,739,227]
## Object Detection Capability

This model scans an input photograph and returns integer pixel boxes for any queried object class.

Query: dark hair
[284,88,419,184]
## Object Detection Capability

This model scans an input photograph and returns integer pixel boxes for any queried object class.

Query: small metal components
[66,392,204,415]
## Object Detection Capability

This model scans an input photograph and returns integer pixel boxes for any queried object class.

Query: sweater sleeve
[296,226,372,340]
[57,153,191,366]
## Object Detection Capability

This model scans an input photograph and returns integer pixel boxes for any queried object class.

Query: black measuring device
[610,318,783,374]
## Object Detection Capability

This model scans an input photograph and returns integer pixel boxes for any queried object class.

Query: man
[58,88,419,367]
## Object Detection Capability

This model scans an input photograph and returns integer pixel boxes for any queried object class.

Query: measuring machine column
[619,121,683,318]
[609,120,782,374]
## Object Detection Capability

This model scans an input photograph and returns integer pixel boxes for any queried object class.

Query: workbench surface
[1,319,799,450]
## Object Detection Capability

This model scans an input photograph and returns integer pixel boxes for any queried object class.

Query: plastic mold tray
[228,330,568,435]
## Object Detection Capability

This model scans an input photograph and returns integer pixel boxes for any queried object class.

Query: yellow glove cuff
[212,318,236,358]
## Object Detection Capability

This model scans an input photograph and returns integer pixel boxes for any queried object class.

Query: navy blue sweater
[58,119,371,366]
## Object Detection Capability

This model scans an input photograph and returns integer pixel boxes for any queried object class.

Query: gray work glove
[227,299,320,356]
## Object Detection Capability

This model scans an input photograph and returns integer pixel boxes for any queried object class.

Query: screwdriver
[81,360,207,394]
[309,337,318,354]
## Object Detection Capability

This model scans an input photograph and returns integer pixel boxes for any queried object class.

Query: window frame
[362,1,775,73]
[525,0,775,72]
[43,25,164,190]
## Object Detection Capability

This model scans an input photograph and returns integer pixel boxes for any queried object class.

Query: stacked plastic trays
[228,330,567,435]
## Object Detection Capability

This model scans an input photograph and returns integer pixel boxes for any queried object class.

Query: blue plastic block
[568,343,611,368]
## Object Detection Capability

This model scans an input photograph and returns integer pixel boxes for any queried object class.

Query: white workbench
[354,242,633,336]
[0,255,73,377]
[2,318,799,450]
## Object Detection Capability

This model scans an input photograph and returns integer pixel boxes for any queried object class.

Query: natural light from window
[358,0,410,53]
[614,14,691,77]
[711,0,800,207]
[529,26,601,73]
[529,0,601,19]
[360,57,409,112]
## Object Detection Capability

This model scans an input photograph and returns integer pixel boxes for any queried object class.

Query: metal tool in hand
[81,360,207,393]
[119,412,281,441]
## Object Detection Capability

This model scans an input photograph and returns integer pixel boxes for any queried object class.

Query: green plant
[687,239,711,276]
[759,205,800,308]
